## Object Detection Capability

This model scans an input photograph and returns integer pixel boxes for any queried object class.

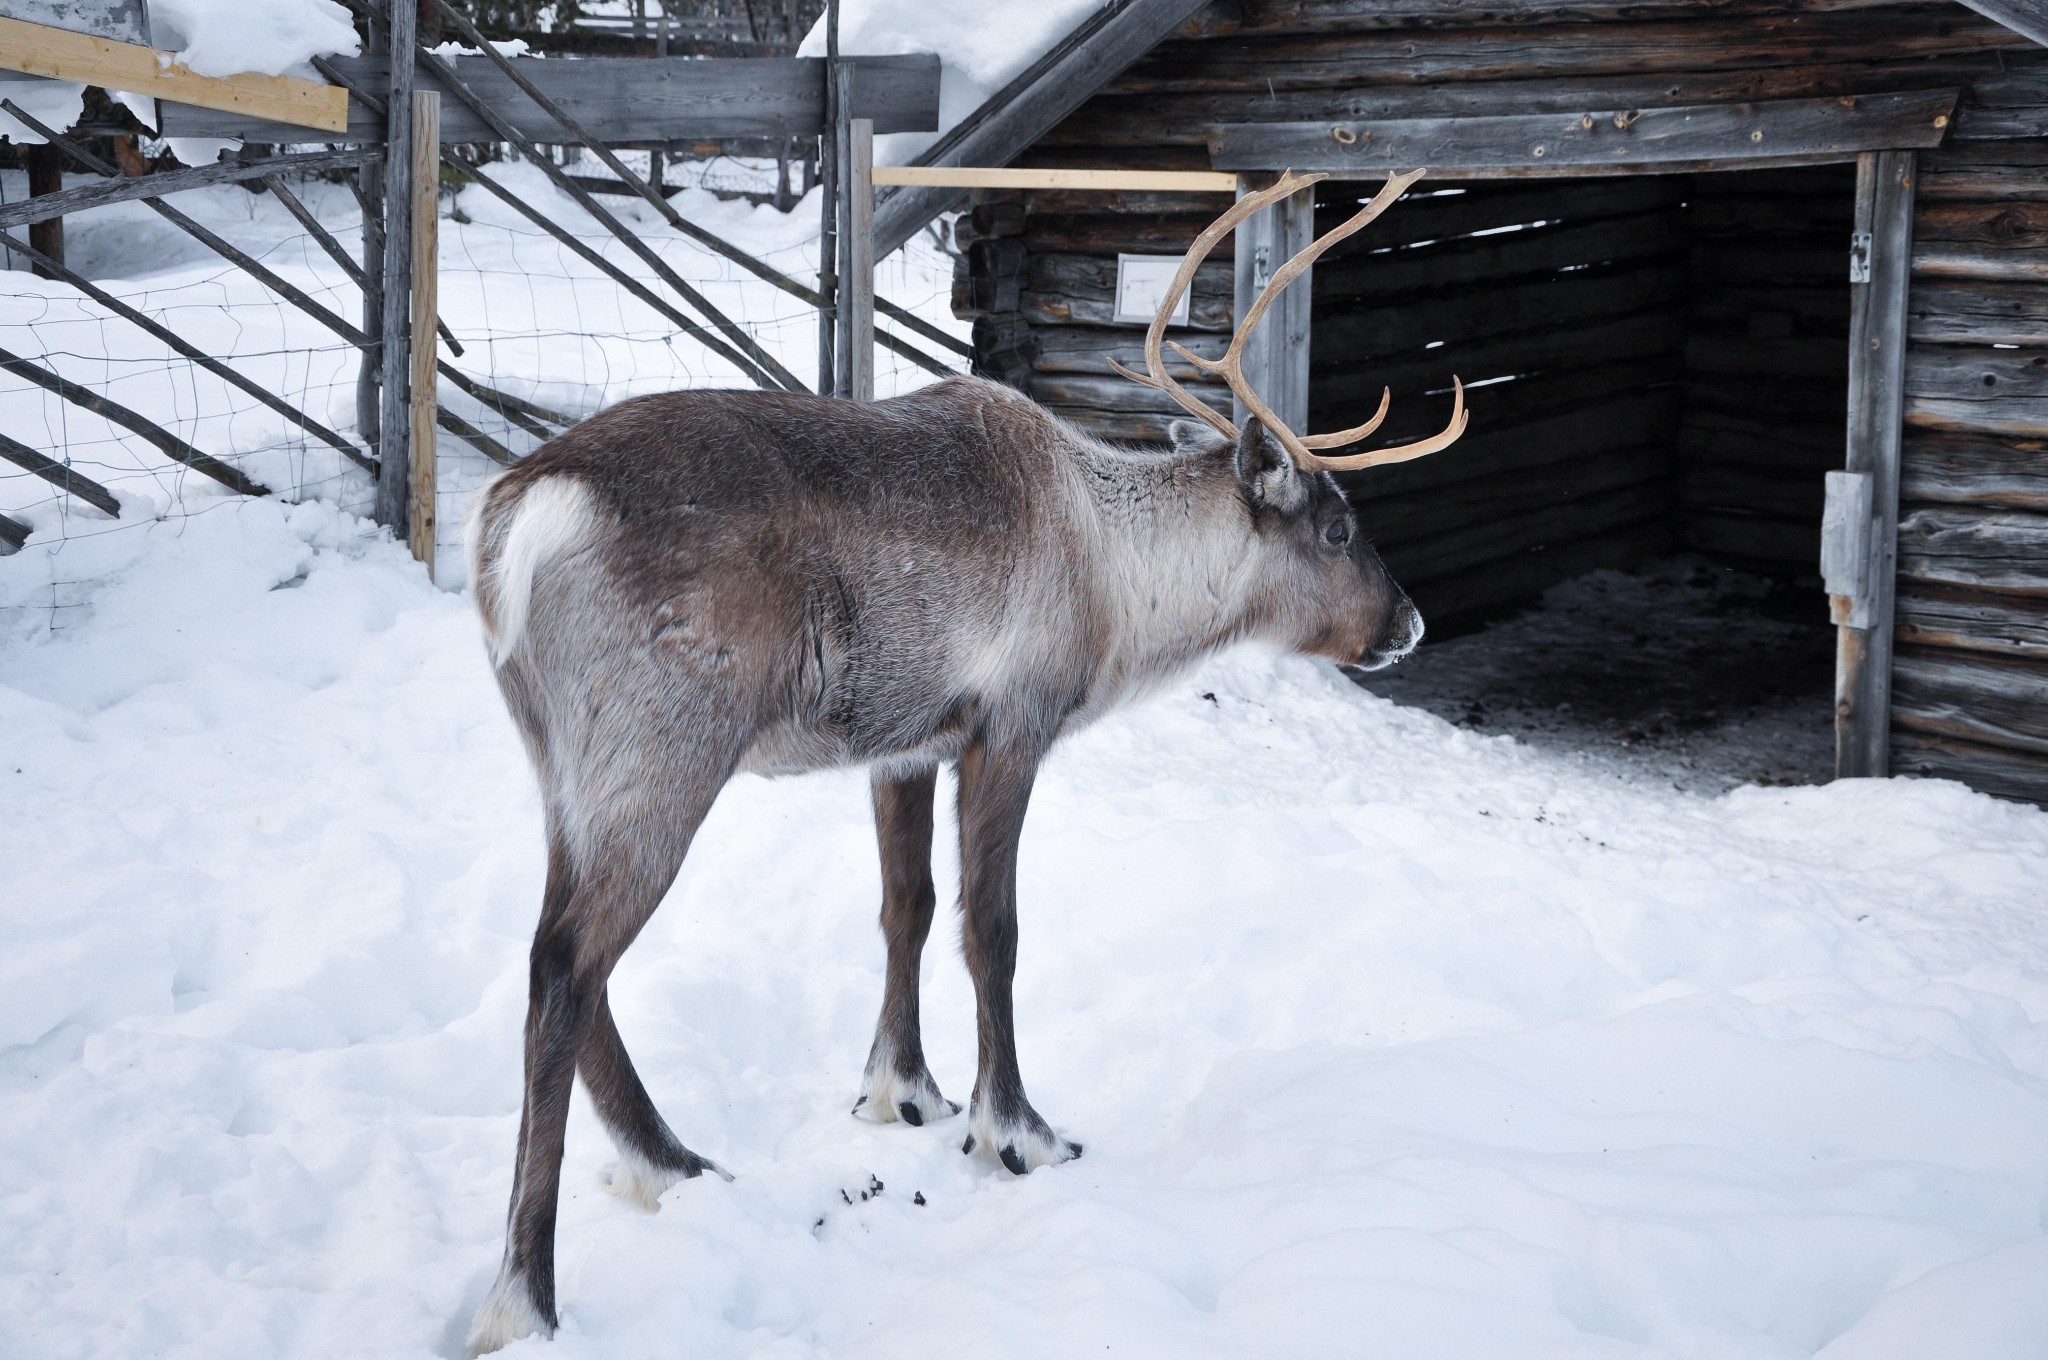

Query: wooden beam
[0,13,346,132]
[374,0,416,534]
[1836,150,1916,781]
[1233,174,1312,433]
[1207,91,1960,176]
[407,91,438,577]
[1952,0,2048,51]
[157,52,939,144]
[0,146,374,230]
[874,167,1237,191]
[872,0,1214,258]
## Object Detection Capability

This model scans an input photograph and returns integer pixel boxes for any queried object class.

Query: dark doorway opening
[1317,168,1853,788]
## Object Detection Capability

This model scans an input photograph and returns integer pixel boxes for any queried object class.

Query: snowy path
[5,502,2048,1359]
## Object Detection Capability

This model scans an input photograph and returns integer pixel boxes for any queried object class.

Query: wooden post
[835,102,874,401]
[374,0,417,532]
[407,90,439,577]
[1232,172,1312,432]
[1834,149,1916,779]
[24,141,61,278]
[816,0,840,397]
[356,6,386,459]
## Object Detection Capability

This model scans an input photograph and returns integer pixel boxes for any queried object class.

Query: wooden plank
[1685,333,1847,380]
[1901,430,2048,509]
[1891,729,2048,805]
[1313,211,1687,299]
[1321,262,1688,358]
[1684,464,1826,521]
[1233,174,1313,431]
[1906,280,2048,346]
[1401,521,1673,624]
[407,91,438,577]
[1897,585,2048,660]
[836,106,875,401]
[1208,1,2023,37]
[1025,252,1234,331]
[1358,444,1671,552]
[1348,388,1681,500]
[0,509,25,554]
[1891,645,2048,757]
[158,53,940,143]
[1917,141,2048,202]
[1904,347,2048,436]
[871,0,1214,257]
[1118,13,2025,93]
[1381,478,1674,586]
[1684,510,1817,565]
[1053,61,2012,150]
[0,14,345,131]
[0,147,373,230]
[1898,506,2048,596]
[1950,0,2048,50]
[1912,243,2048,283]
[1836,150,1914,780]
[1950,51,2048,140]
[375,0,417,533]
[874,167,1235,191]
[0,1,147,44]
[1027,370,1233,418]
[1207,91,1959,176]
[0,428,120,517]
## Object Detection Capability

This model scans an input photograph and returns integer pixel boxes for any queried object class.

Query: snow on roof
[147,0,360,79]
[797,0,1112,165]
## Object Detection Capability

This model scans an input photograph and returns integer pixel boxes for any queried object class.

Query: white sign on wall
[1113,254,1191,327]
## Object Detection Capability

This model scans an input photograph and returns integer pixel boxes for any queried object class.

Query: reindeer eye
[1324,520,1351,546]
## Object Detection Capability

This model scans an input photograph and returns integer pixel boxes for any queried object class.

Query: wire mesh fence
[1,147,970,631]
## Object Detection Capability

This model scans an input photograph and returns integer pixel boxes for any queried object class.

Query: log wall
[1890,139,2048,802]
[954,0,2048,799]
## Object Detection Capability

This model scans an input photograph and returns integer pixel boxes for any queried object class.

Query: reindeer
[462,169,1467,1354]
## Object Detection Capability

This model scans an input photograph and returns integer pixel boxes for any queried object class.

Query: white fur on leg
[466,1257,551,1357]
[604,1143,684,1213]
[854,1041,958,1127]
[966,1097,1080,1175]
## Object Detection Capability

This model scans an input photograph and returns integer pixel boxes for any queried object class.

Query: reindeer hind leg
[582,988,732,1212]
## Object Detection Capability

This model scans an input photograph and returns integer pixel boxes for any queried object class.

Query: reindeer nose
[1345,599,1424,674]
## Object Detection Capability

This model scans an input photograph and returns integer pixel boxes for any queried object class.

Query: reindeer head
[1110,169,1467,672]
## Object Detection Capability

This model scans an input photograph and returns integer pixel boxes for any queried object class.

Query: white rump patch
[465,1259,551,1356]
[473,478,596,667]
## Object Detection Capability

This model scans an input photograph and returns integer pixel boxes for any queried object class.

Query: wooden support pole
[817,0,840,397]
[408,90,439,577]
[375,0,417,533]
[1835,149,1917,780]
[836,103,874,402]
[24,142,62,279]
[1233,173,1313,433]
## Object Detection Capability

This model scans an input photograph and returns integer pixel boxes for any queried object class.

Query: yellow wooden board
[0,14,348,134]
[872,166,1240,192]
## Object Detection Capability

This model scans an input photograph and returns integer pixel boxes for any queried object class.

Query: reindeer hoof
[854,1060,956,1128]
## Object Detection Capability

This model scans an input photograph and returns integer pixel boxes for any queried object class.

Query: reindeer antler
[1110,168,1469,472]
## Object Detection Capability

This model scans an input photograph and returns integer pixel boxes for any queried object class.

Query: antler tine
[1298,387,1390,450]
[1303,377,1471,470]
[1109,169,1330,439]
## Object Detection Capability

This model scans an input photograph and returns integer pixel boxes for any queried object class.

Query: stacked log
[1892,139,2048,802]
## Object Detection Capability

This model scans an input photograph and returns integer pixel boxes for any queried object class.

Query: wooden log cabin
[889,0,2048,804]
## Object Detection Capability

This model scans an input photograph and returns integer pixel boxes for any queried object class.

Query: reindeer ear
[1234,418,1305,513]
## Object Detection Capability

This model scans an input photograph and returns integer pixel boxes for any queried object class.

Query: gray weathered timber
[1901,430,2048,509]
[1684,511,1817,566]
[0,147,374,230]
[1352,444,1669,552]
[1206,91,1959,175]
[1398,521,1672,624]
[262,172,464,358]
[375,0,416,532]
[1917,141,2048,201]
[1313,211,1687,298]
[0,510,26,554]
[836,102,875,401]
[1897,586,2048,660]
[1907,280,2048,345]
[1025,254,1234,331]
[1233,174,1313,432]
[871,0,1213,258]
[1891,646,2048,757]
[0,227,374,472]
[0,428,121,517]
[1320,263,1687,359]
[0,0,147,42]
[1309,312,1688,413]
[1951,0,2048,50]
[1953,51,2048,140]
[1892,729,2048,805]
[1379,478,1673,587]
[414,46,799,394]
[1913,243,2048,282]
[1898,507,2048,595]
[1348,389,1680,500]
[0,344,269,498]
[157,53,942,143]
[1837,150,1914,780]
[1904,347,2048,436]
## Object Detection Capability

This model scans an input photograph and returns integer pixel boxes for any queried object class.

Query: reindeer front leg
[855,764,960,1127]
[954,737,1082,1174]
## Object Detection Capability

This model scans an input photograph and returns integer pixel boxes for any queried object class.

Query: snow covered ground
[7,150,2048,1358]
[6,496,2048,1359]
